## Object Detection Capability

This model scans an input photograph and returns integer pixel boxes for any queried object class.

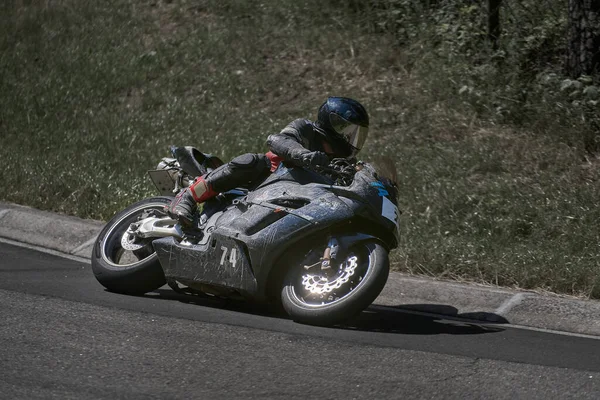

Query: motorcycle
[91,146,400,326]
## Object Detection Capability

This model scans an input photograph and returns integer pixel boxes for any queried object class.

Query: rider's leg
[167,153,271,225]
[206,153,272,192]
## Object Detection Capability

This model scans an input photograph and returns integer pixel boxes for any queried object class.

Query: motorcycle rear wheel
[280,241,389,326]
[91,196,172,295]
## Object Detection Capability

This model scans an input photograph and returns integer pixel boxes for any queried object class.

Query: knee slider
[229,153,271,174]
[229,153,260,170]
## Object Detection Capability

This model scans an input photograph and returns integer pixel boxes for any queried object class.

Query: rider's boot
[166,176,217,226]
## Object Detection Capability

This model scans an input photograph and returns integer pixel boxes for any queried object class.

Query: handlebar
[313,158,358,186]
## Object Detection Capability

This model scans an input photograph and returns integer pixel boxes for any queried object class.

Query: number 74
[220,246,238,268]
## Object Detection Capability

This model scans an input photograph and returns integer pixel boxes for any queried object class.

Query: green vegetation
[1,0,599,297]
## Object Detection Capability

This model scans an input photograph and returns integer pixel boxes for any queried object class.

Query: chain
[301,256,358,295]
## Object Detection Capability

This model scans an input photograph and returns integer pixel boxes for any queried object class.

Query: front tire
[281,241,389,326]
[91,196,172,295]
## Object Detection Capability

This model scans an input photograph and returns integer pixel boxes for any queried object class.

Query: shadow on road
[141,289,505,336]
[339,305,506,335]
[146,288,282,316]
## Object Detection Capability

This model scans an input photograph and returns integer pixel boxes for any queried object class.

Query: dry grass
[1,0,599,297]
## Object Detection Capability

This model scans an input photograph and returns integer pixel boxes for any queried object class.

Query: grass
[1,0,599,298]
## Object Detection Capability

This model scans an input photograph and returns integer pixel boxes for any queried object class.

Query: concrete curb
[377,275,600,336]
[1,201,599,337]
[0,202,104,258]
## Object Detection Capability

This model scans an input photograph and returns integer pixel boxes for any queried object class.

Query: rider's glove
[300,151,330,168]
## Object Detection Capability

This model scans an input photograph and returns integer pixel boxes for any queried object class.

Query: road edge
[1,201,599,337]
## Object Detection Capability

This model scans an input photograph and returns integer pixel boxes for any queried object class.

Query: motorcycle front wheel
[280,240,389,326]
[91,196,173,295]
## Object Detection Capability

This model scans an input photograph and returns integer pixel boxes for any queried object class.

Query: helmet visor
[329,113,369,153]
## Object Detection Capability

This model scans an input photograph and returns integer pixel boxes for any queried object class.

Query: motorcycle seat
[170,146,224,178]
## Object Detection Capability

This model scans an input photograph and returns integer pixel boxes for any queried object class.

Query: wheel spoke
[101,203,167,268]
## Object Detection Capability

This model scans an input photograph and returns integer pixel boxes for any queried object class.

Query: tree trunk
[488,0,502,50]
[567,0,600,77]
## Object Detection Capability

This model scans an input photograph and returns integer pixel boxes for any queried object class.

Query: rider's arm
[266,119,316,165]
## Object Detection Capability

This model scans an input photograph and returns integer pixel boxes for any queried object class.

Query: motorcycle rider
[166,96,370,226]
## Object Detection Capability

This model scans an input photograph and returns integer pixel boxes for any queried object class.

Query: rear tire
[91,197,172,295]
[281,241,389,326]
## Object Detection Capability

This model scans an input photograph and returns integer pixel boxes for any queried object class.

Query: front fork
[302,232,382,272]
[303,236,340,271]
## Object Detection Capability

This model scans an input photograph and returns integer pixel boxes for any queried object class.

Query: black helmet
[316,97,369,157]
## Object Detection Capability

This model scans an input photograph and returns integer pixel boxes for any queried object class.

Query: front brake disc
[301,256,358,295]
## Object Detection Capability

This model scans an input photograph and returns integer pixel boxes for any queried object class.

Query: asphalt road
[1,242,599,399]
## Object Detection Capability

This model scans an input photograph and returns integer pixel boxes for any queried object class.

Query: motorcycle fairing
[342,169,400,244]
[152,162,398,301]
[153,233,258,297]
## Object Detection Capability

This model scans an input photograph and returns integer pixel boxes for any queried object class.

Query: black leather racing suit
[203,118,352,193]
[167,119,351,225]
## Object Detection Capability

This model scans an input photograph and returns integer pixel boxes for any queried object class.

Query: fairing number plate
[148,169,177,196]
[382,196,400,227]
